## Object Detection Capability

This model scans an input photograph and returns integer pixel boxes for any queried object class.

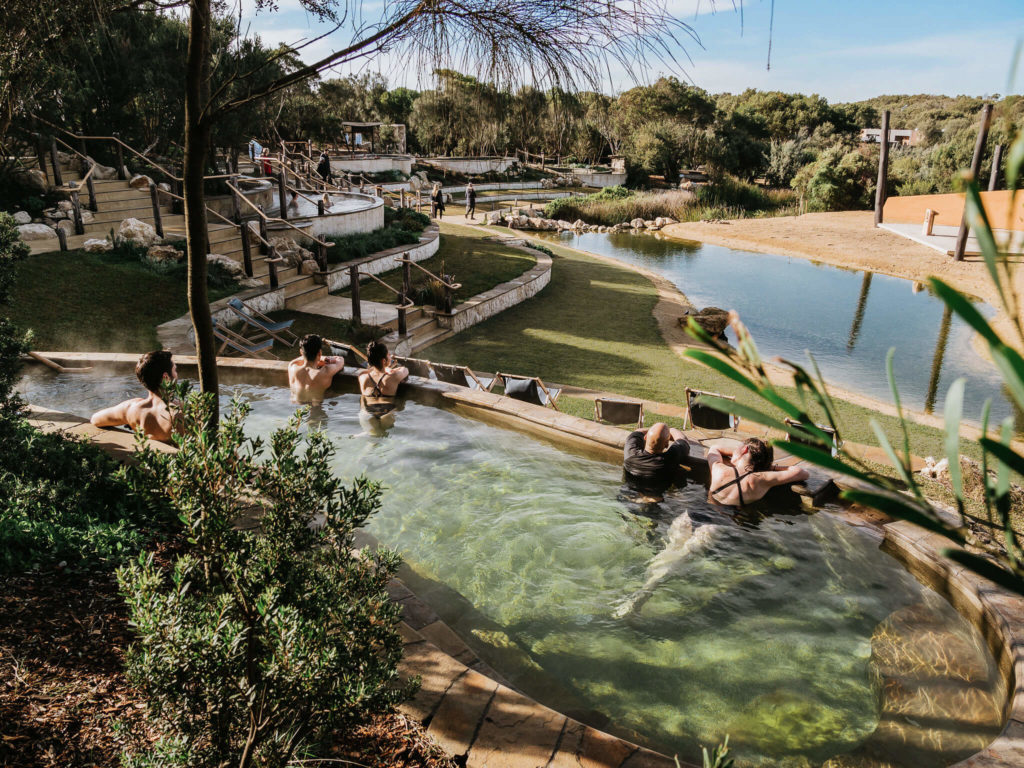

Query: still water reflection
[538,231,1011,424]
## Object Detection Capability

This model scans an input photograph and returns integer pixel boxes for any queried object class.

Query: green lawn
[425,236,962,458]
[7,250,235,352]
[335,222,536,306]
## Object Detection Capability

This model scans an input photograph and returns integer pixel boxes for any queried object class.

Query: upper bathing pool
[18,366,1007,768]
[536,231,1011,425]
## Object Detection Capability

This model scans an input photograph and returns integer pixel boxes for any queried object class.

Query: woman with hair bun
[357,340,409,432]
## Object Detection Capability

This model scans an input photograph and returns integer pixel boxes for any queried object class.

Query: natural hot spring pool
[19,368,1008,768]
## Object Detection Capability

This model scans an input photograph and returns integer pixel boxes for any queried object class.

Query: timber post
[114,134,126,180]
[349,265,361,325]
[56,227,68,252]
[35,134,48,183]
[989,144,1003,191]
[874,110,890,227]
[954,103,993,261]
[397,301,407,336]
[50,137,63,187]
[230,176,242,223]
[402,257,411,298]
[267,248,279,289]
[317,198,325,216]
[240,221,253,277]
[278,168,288,222]
[70,189,84,235]
[86,165,97,211]
[317,241,328,273]
[149,182,164,238]
[258,205,269,253]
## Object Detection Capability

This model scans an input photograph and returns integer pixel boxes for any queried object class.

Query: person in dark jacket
[431,184,445,219]
[315,152,333,185]
[465,182,477,220]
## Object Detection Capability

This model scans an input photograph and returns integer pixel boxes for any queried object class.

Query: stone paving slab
[547,720,637,768]
[426,669,500,758]
[471,684,566,768]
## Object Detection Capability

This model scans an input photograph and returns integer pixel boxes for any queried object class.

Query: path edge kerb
[24,352,1024,768]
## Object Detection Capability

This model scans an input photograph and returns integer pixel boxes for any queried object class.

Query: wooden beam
[874,111,890,227]
[954,103,993,261]
[989,143,1003,191]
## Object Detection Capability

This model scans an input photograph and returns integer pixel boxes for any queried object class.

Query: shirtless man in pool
[288,334,346,404]
[90,350,178,442]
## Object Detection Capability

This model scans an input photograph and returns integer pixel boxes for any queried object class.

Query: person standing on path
[465,182,477,220]
[431,184,445,219]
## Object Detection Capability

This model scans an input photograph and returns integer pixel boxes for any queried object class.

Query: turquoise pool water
[536,231,1011,425]
[18,370,1007,768]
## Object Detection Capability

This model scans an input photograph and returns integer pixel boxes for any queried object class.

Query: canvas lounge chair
[784,418,842,458]
[228,298,298,347]
[324,339,368,369]
[595,397,644,429]
[683,387,739,434]
[213,319,275,359]
[431,362,494,391]
[495,373,560,409]
[392,356,434,379]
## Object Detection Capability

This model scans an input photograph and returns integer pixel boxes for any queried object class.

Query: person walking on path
[431,184,445,219]
[465,182,477,220]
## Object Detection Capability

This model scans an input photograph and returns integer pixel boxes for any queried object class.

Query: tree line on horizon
[4,8,1022,214]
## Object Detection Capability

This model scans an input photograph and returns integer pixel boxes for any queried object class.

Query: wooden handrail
[357,270,415,309]
[225,180,330,247]
[394,256,460,291]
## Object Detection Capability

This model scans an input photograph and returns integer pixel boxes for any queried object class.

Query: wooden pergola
[341,122,380,154]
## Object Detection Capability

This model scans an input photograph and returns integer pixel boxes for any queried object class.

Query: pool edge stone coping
[22,352,1024,768]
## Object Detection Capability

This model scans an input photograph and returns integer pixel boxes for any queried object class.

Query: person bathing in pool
[358,341,408,423]
[622,422,690,502]
[707,437,808,507]
[288,334,345,404]
[90,350,180,443]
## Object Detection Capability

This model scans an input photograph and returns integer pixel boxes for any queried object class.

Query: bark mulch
[0,569,454,768]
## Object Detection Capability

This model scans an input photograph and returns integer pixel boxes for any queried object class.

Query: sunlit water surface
[536,231,1011,425]
[19,370,1007,767]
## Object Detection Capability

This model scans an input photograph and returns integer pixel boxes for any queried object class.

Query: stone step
[410,324,453,353]
[89,204,162,223]
[93,188,156,203]
[284,283,328,309]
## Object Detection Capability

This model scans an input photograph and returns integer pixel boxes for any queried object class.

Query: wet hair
[136,350,174,392]
[744,438,774,471]
[300,334,323,362]
[366,340,389,370]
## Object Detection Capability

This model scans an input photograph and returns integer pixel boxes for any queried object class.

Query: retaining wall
[331,155,413,175]
[436,251,551,335]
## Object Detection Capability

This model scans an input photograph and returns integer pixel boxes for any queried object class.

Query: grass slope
[336,222,536,305]
[7,250,233,351]
[426,236,956,457]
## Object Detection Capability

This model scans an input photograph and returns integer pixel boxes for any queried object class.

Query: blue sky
[241,0,1023,102]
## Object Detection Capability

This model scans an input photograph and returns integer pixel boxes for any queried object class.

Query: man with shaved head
[622,422,689,499]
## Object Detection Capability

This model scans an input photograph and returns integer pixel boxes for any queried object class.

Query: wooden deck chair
[323,339,368,369]
[213,319,275,359]
[784,418,842,458]
[228,298,299,346]
[430,362,494,391]
[683,387,739,435]
[392,356,434,379]
[595,397,644,429]
[494,373,560,409]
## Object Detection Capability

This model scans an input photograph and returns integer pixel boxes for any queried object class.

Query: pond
[536,231,1012,425]
[18,367,1008,768]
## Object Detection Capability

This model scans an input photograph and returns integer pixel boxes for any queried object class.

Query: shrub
[326,225,421,264]
[119,390,410,767]
[384,206,430,232]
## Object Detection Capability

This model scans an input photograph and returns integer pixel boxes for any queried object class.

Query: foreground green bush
[326,222,424,265]
[120,390,409,766]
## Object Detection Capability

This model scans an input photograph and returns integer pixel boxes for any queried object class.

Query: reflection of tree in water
[925,306,953,414]
[847,272,873,353]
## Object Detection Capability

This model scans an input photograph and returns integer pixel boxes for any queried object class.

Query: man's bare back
[288,355,344,403]
[91,394,176,442]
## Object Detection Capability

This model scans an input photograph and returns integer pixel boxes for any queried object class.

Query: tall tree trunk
[184,0,218,426]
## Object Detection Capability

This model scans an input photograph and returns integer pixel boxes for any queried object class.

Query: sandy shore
[661,211,1023,352]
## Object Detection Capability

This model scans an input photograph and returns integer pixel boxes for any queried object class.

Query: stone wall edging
[325,224,440,292]
[435,250,552,335]
[24,352,1024,768]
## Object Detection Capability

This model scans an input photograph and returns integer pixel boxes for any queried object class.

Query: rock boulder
[17,223,57,241]
[680,306,730,339]
[129,174,154,189]
[83,238,113,253]
[146,244,184,264]
[117,218,158,248]
[13,211,31,225]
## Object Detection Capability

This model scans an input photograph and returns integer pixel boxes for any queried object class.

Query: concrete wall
[325,226,440,292]
[301,197,384,240]
[573,170,627,188]
[883,190,1024,231]
[436,251,551,334]
[331,155,413,175]
[421,156,517,174]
